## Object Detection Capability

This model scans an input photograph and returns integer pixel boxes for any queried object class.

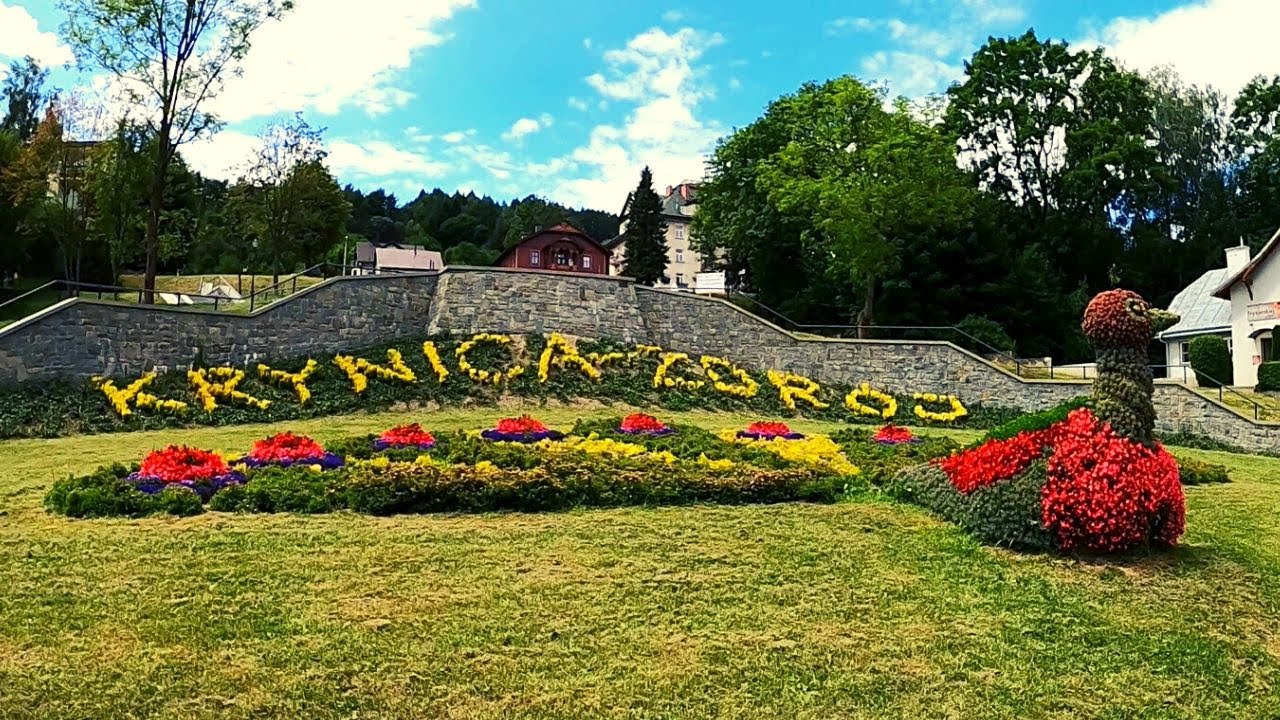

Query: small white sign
[1247,302,1280,323]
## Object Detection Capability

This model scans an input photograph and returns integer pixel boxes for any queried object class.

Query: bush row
[886,461,1053,550]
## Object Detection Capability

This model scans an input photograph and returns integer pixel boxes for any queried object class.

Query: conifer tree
[622,167,668,285]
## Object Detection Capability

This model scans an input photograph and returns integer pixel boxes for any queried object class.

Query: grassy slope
[1,408,1279,719]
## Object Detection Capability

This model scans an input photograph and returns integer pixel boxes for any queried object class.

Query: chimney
[1226,241,1251,274]
[680,184,689,201]
[664,185,673,197]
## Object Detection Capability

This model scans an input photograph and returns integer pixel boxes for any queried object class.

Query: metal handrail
[0,280,62,315]
[727,292,1027,372]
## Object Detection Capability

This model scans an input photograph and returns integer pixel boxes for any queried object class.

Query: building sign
[1247,302,1280,323]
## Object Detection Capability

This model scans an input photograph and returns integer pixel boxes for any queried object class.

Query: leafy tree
[443,241,498,267]
[1232,75,1280,246]
[226,115,344,280]
[8,106,91,283]
[502,195,567,248]
[59,0,292,299]
[1,57,50,142]
[0,129,33,283]
[621,167,668,285]
[84,121,149,282]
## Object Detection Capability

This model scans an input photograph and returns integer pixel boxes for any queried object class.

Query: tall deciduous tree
[1,57,50,142]
[621,167,668,285]
[84,121,149,283]
[1232,75,1280,245]
[59,0,292,300]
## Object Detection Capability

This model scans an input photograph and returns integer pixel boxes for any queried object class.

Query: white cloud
[208,0,475,122]
[583,38,592,49]
[502,114,553,141]
[729,77,742,90]
[662,10,685,23]
[549,27,723,209]
[327,140,450,179]
[825,17,876,35]
[836,0,1025,98]
[567,96,589,111]
[441,129,474,143]
[1082,0,1280,97]
[0,2,74,67]
[180,131,263,180]
[861,51,963,98]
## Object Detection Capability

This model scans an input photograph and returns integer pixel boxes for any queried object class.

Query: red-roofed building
[494,223,611,275]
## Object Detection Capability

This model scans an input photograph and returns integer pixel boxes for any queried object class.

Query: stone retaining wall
[0,266,1274,451]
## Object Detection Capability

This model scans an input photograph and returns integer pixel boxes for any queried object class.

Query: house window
[675,225,685,240]
[554,248,570,265]
[530,249,540,266]
[582,255,592,270]
[1179,342,1190,364]
[675,249,684,263]
[676,272,685,286]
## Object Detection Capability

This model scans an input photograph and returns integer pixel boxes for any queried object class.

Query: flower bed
[374,423,436,451]
[45,416,963,519]
[736,421,803,440]
[0,333,1016,440]
[873,425,920,445]
[480,415,565,443]
[129,445,245,500]
[618,412,675,436]
[240,432,344,469]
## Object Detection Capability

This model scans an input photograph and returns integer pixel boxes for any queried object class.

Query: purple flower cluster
[735,430,805,440]
[237,451,345,469]
[480,429,565,443]
[128,471,246,501]
[619,427,676,437]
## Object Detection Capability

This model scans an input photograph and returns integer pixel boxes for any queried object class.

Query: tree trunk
[144,166,163,304]
[855,273,876,339]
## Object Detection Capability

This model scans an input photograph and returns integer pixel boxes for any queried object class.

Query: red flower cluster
[939,425,1060,494]
[375,423,436,450]
[137,445,229,483]
[495,415,549,434]
[873,425,919,445]
[746,422,792,437]
[619,413,673,435]
[1082,289,1151,348]
[1041,409,1185,552]
[248,432,328,464]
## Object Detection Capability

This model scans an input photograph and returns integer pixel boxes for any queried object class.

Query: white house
[1165,231,1280,387]
[1159,262,1233,386]
[606,181,704,290]
[1212,230,1280,387]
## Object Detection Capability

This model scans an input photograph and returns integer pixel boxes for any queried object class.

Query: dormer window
[554,248,571,265]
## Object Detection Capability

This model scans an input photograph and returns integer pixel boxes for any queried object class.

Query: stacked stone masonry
[0,266,1273,451]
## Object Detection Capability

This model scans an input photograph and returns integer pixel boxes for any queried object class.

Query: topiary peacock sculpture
[890,289,1186,554]
[1082,289,1180,446]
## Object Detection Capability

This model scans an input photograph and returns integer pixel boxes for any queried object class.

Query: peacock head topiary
[1082,289,1179,349]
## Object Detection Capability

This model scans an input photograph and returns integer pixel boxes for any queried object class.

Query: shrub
[208,467,338,513]
[1176,457,1230,485]
[156,486,206,517]
[983,397,1090,442]
[1188,336,1232,388]
[44,464,207,518]
[828,428,960,485]
[887,461,1052,550]
[1274,326,1280,361]
[1258,362,1280,392]
[956,314,1016,355]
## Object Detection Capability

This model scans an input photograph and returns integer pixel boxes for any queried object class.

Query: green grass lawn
[2,408,1279,718]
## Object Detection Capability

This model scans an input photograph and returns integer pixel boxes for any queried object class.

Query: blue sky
[1,0,1275,211]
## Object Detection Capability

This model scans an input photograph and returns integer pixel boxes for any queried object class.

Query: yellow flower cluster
[188,367,271,413]
[334,350,417,393]
[93,373,186,417]
[697,453,735,470]
[455,333,526,385]
[845,382,897,420]
[765,369,830,410]
[257,359,318,404]
[587,343,664,368]
[912,392,969,423]
[538,333,600,382]
[421,341,450,383]
[534,433,647,458]
[700,355,760,398]
[652,352,706,390]
[722,430,860,477]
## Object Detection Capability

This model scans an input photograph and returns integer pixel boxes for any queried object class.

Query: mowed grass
[2,408,1280,719]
